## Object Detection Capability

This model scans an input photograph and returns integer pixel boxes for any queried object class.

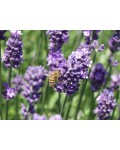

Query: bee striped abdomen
[49,70,62,88]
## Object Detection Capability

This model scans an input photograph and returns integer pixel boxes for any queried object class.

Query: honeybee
[49,70,62,88]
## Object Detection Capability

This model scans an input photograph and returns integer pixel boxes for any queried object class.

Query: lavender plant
[2,30,23,68]
[94,89,116,120]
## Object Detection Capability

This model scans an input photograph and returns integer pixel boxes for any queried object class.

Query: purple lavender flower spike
[94,89,116,120]
[12,75,24,93]
[0,30,6,41]
[2,30,23,68]
[33,113,46,120]
[2,83,16,100]
[90,63,107,91]
[46,30,69,51]
[55,45,92,95]
[110,74,120,90]
[49,114,62,120]
[22,66,48,103]
[108,30,120,53]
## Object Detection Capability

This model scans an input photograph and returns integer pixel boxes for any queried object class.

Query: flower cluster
[2,30,23,68]
[0,30,6,41]
[22,66,48,103]
[110,74,120,90]
[108,30,120,53]
[94,89,116,120]
[56,45,92,95]
[46,30,69,51]
[2,83,16,100]
[90,63,107,91]
[47,50,67,72]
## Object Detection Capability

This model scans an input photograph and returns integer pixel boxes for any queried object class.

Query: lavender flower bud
[90,63,107,91]
[94,89,117,120]
[112,60,119,67]
[108,30,120,53]
[110,74,120,90]
[2,83,16,100]
[98,44,105,52]
[2,30,23,68]
[83,30,101,45]
[0,30,6,41]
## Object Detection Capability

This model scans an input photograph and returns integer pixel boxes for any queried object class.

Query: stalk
[60,95,68,116]
[15,94,19,120]
[37,31,43,65]
[88,91,95,119]
[74,79,88,120]
[102,65,112,89]
[6,66,12,120]
[65,96,73,120]
[40,77,48,114]
[57,92,61,113]
[0,41,3,119]
[112,89,119,119]
[44,30,48,57]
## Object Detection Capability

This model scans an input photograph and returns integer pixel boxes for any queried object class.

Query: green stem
[60,95,68,116]
[57,92,61,113]
[37,31,43,65]
[65,97,73,120]
[103,65,112,89]
[112,90,119,119]
[44,30,48,56]
[6,66,12,120]
[15,94,19,120]
[0,41,3,120]
[88,91,95,120]
[40,77,48,114]
[74,79,88,120]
